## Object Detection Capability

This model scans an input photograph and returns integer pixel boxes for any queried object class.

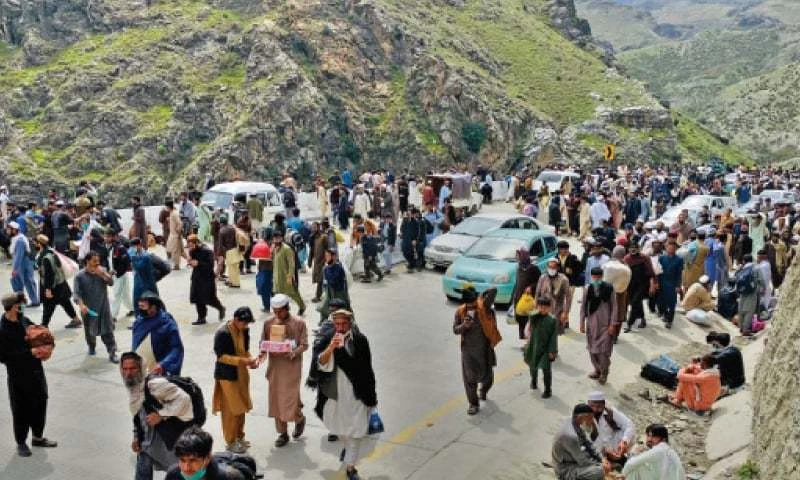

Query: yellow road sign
[603,144,616,161]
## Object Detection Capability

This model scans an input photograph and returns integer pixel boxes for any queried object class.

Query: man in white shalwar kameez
[314,310,377,480]
[622,424,685,480]
[589,196,611,229]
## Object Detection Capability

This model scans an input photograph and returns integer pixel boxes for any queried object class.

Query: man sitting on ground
[681,275,716,326]
[707,331,745,395]
[662,354,721,414]
[587,391,635,466]
[552,403,612,480]
[621,424,685,480]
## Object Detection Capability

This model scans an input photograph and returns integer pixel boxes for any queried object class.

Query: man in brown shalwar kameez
[259,293,309,447]
[453,286,502,416]
[580,268,617,385]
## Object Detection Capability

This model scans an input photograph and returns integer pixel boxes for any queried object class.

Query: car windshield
[536,172,562,183]
[465,237,527,261]
[681,196,708,209]
[200,191,233,209]
[451,217,502,236]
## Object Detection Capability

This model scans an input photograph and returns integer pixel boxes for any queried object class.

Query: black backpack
[144,375,207,427]
[151,254,171,282]
[213,451,262,479]
[283,189,296,208]
[423,218,434,234]
[735,265,757,295]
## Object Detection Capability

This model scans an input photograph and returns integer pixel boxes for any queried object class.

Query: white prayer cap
[587,391,606,402]
[270,293,290,309]
[699,275,710,285]
[7,221,19,230]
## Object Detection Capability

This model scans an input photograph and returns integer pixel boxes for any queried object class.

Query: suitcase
[640,354,679,389]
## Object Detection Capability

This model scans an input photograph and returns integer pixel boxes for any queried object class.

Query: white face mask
[547,268,557,276]
[580,423,594,437]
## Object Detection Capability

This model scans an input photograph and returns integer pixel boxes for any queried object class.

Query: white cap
[270,293,290,309]
[587,391,606,402]
[55,200,64,206]
[699,275,710,285]
[7,221,19,230]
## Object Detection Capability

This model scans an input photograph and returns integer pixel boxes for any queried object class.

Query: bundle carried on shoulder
[26,325,55,361]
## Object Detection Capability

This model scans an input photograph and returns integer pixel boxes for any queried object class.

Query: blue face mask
[181,467,206,480]
[128,247,137,257]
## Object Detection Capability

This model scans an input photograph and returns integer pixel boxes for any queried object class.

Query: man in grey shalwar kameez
[552,403,610,480]
[73,251,118,363]
[580,267,617,385]
[453,286,502,416]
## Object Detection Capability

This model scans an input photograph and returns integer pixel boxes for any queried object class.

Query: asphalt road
[0,202,732,479]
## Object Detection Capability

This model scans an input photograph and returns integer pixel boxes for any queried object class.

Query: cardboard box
[269,324,286,342]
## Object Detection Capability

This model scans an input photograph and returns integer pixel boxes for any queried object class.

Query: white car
[532,170,581,193]
[679,194,736,217]
[424,213,541,268]
[759,189,798,205]
[201,181,283,226]
[645,206,699,231]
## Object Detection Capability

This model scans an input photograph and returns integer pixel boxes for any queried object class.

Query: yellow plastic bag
[515,293,536,316]
[334,229,345,243]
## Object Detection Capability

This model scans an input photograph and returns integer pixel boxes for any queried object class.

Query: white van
[201,181,284,226]
[532,170,581,193]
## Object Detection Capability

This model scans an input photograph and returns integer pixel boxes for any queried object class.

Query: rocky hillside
[753,262,800,479]
[577,0,800,163]
[0,0,746,203]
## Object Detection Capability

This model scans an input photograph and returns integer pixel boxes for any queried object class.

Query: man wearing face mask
[536,257,573,334]
[121,351,195,480]
[584,239,609,289]
[131,292,184,376]
[0,292,58,457]
[580,267,617,385]
[621,424,685,480]
[165,427,250,480]
[552,403,611,480]
[453,286,502,415]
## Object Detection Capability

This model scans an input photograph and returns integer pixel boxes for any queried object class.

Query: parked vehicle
[425,173,483,213]
[200,181,283,226]
[424,213,541,268]
[442,229,558,305]
[532,170,581,193]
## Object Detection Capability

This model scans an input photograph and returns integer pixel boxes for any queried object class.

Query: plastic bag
[54,250,79,279]
[368,408,384,435]
[515,293,536,316]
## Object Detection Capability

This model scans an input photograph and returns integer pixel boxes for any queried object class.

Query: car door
[530,238,545,261]
[542,235,557,260]
[519,218,538,230]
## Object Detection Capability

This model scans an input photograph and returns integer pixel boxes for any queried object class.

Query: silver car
[424,213,541,268]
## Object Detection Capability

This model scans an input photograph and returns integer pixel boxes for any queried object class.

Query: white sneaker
[226,441,247,454]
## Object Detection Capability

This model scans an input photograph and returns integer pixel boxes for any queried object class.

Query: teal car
[442,229,559,305]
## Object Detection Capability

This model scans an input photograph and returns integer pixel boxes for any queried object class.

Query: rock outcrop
[0,0,744,203]
[752,263,800,479]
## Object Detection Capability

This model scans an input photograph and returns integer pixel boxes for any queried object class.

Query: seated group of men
[552,332,746,479]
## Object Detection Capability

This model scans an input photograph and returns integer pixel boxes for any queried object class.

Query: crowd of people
[0,162,792,479]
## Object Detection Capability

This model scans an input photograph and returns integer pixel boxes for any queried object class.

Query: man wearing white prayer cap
[587,390,636,466]
[271,293,290,309]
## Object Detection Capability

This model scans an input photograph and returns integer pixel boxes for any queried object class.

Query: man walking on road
[34,234,81,328]
[659,241,683,329]
[218,215,241,288]
[453,286,502,415]
[186,235,225,325]
[131,196,148,242]
[523,296,558,398]
[213,307,256,453]
[165,200,184,270]
[0,292,58,457]
[9,221,39,307]
[73,251,119,363]
[259,294,309,447]
[401,208,425,272]
[131,293,184,376]
[536,257,572,334]
[120,351,194,480]
[580,267,617,385]
[624,242,656,332]
[105,229,135,324]
[272,231,306,315]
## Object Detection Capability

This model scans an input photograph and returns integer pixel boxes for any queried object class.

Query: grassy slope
[617,27,796,114]
[709,61,800,161]
[576,0,663,51]
[376,0,656,127]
